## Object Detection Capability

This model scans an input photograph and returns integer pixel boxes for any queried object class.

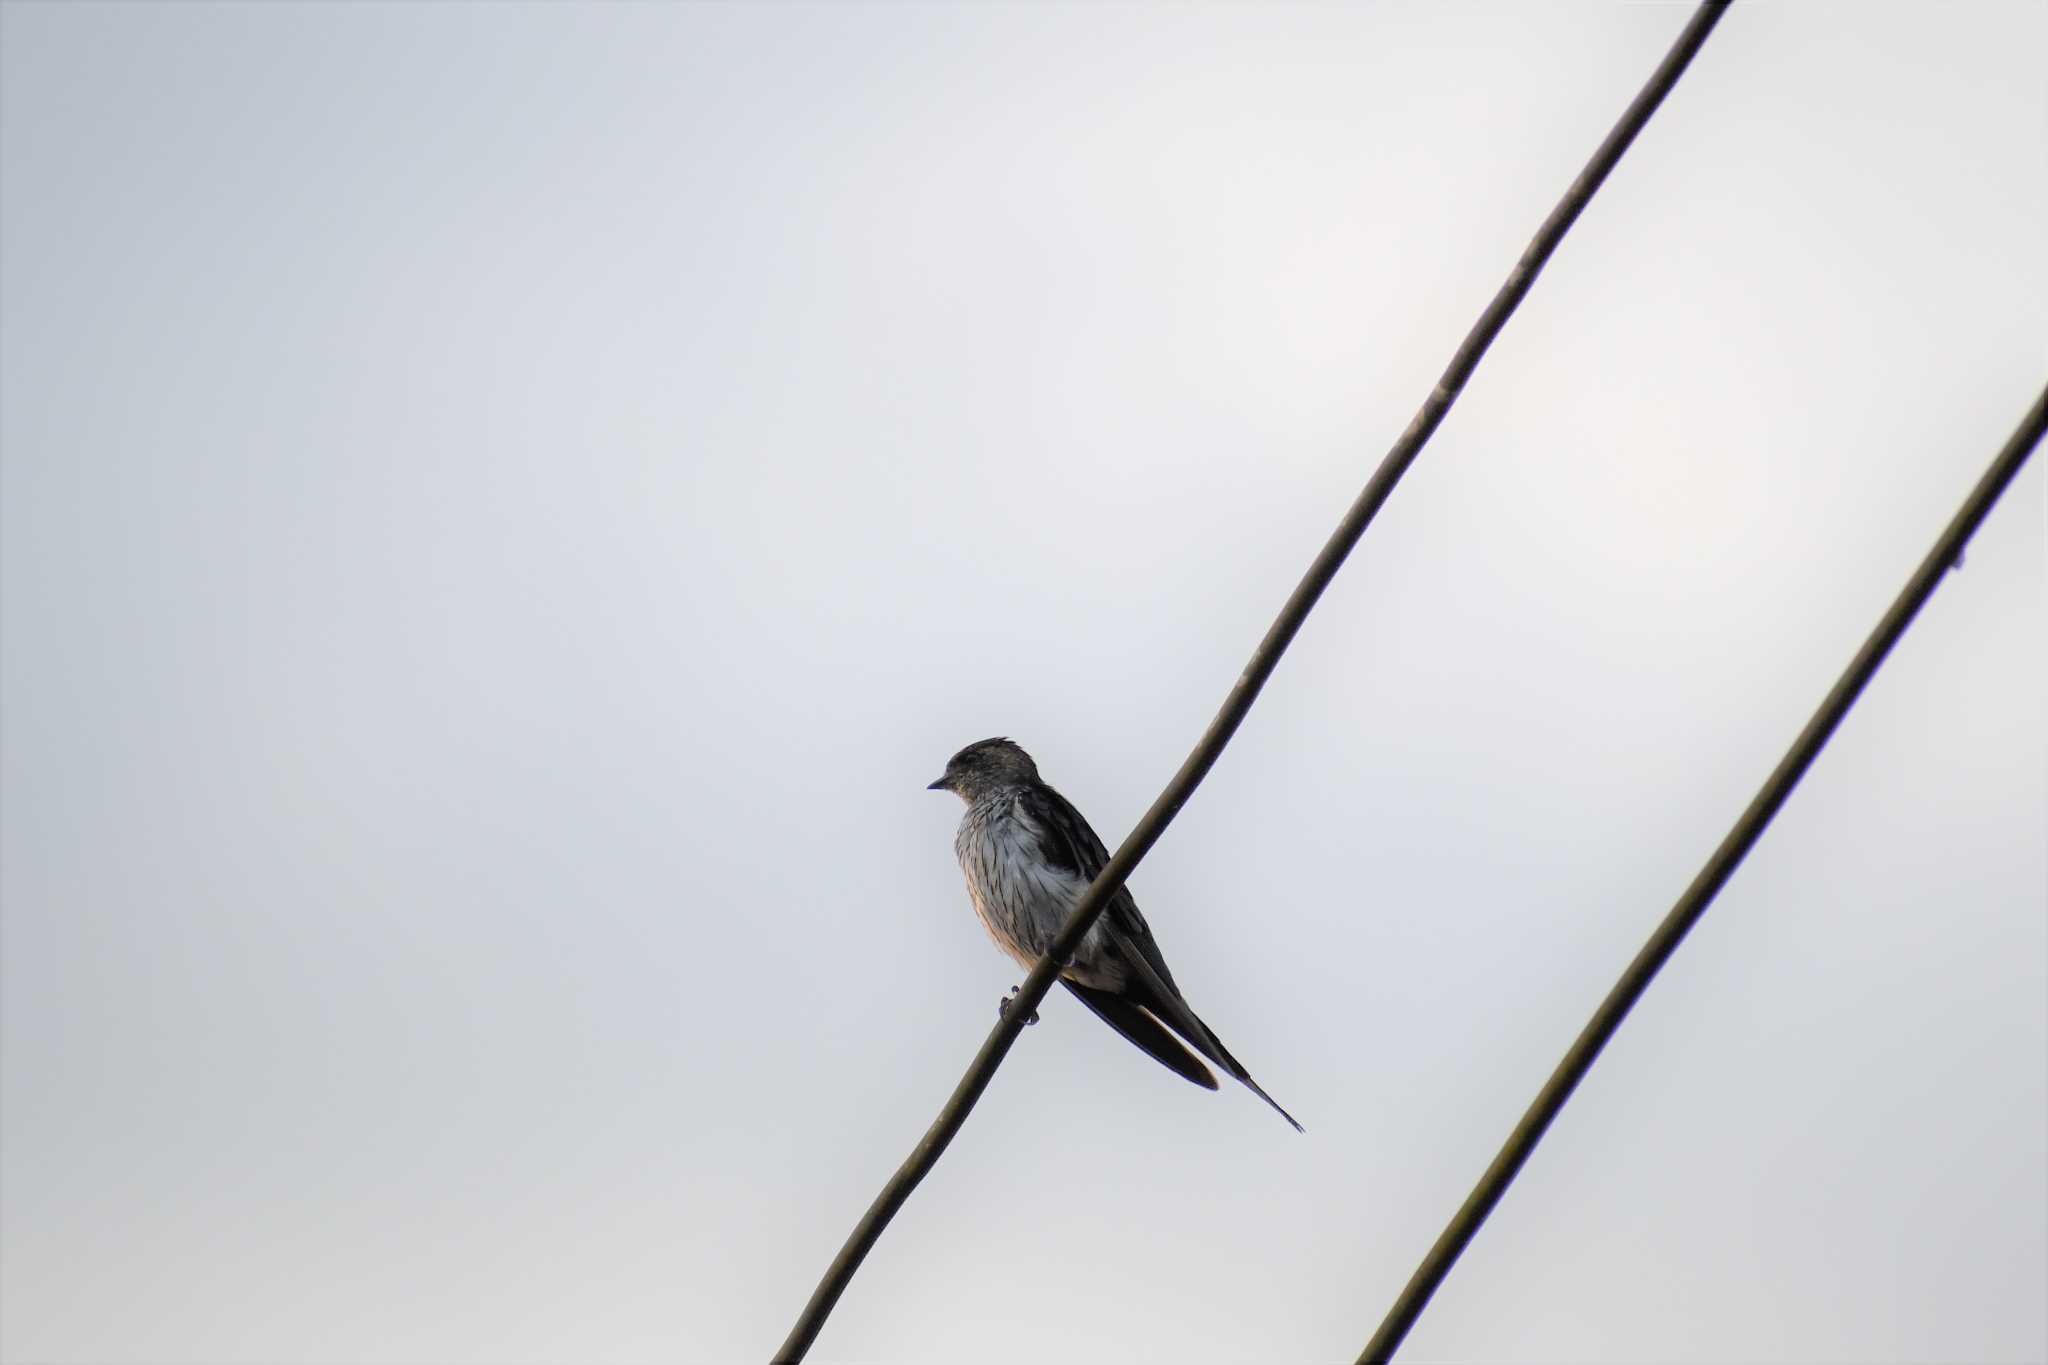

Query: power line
[1357,382,2048,1363]
[772,3,1733,1359]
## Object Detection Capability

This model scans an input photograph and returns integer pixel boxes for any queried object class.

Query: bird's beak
[926,776,949,791]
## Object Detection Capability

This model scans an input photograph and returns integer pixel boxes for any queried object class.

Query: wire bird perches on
[1357,382,2048,1363]
[772,3,1731,1360]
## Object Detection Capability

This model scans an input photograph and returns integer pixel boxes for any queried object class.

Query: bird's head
[927,737,1039,802]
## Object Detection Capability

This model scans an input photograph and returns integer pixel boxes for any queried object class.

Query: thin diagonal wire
[1357,381,2048,1365]
[773,4,1732,1359]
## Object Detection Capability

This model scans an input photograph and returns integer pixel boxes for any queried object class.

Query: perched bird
[928,737,1302,1132]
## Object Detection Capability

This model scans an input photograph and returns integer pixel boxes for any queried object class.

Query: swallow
[929,737,1302,1131]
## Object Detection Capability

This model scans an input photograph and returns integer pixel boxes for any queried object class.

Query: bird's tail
[1063,981,1218,1091]
[1126,971,1304,1133]
[1172,1003,1305,1133]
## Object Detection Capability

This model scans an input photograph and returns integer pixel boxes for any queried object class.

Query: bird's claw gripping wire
[998,986,1039,1026]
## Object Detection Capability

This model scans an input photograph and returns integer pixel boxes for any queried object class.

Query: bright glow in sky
[3,4,2043,1363]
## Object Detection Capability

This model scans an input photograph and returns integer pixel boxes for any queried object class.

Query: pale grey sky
[2,3,2042,1363]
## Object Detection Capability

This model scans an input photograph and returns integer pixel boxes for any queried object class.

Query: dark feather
[1112,958,1306,1133]
[1063,982,1218,1090]
[1017,781,1303,1132]
[1017,783,1186,997]
[1016,783,1090,879]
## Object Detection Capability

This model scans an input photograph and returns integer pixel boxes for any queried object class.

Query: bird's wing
[1021,782,1305,1132]
[1016,783,1185,997]
[1061,981,1217,1090]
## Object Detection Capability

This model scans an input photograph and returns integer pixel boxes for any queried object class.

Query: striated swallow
[929,737,1302,1131]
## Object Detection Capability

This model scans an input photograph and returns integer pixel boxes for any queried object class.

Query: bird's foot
[998,986,1039,1026]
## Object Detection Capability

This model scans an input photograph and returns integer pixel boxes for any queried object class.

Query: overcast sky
[2,3,2043,1363]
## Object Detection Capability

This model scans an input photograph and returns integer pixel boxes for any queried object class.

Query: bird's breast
[954,799,1122,986]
